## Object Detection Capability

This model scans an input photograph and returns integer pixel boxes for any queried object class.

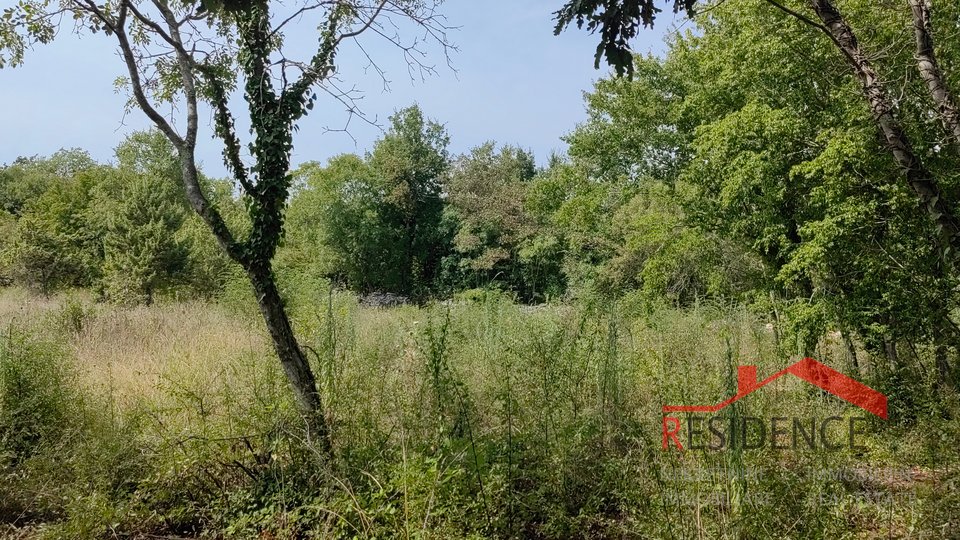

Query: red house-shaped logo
[662,357,887,419]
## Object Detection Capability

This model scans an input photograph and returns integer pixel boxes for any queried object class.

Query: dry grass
[0,288,72,327]
[0,288,279,432]
[1,287,955,538]
[72,300,267,407]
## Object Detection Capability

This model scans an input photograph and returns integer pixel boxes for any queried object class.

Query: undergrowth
[0,288,957,538]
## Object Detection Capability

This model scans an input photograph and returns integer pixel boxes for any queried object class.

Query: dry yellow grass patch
[0,287,75,327]
[72,300,269,408]
[0,288,278,418]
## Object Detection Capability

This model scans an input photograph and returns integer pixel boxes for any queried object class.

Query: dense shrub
[0,329,75,462]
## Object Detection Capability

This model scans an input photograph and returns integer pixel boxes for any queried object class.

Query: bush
[453,287,515,305]
[0,327,76,462]
[0,326,84,527]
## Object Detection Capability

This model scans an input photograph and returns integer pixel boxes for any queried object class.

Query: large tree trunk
[841,328,860,376]
[909,0,960,149]
[247,262,332,454]
[884,338,900,370]
[809,0,960,258]
[935,320,957,388]
[176,153,332,452]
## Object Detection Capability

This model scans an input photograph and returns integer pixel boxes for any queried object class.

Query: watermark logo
[661,357,887,451]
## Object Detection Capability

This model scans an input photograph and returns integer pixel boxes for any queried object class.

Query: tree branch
[108,2,185,149]
[152,0,198,147]
[204,67,256,196]
[270,0,335,39]
[98,0,247,263]
[763,0,857,67]
[280,1,354,120]
[908,0,960,150]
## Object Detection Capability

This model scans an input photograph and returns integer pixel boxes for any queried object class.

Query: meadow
[4,0,960,537]
[1,286,956,539]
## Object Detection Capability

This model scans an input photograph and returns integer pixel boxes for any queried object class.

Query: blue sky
[0,1,676,177]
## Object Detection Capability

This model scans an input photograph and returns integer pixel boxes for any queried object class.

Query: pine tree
[102,176,186,305]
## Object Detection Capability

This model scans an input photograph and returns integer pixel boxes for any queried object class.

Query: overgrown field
[1,287,957,539]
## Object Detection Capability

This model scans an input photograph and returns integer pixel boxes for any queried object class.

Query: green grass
[0,287,957,538]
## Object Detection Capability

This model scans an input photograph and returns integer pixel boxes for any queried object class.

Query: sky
[0,1,677,177]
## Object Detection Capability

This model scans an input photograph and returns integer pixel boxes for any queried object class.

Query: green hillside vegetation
[1,0,960,537]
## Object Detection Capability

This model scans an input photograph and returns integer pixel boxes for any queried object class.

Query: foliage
[284,154,393,292]
[0,149,95,216]
[445,143,564,300]
[369,105,451,296]
[0,326,75,463]
[666,0,960,361]
[102,175,188,305]
[3,177,99,294]
[283,105,451,297]
[564,56,689,184]
[447,143,535,275]
[114,129,181,182]
[552,0,696,76]
[0,211,14,285]
[0,132,239,303]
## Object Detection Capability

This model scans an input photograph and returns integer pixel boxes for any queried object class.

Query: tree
[557,0,960,266]
[284,154,397,292]
[563,57,689,185]
[283,106,451,296]
[554,0,960,378]
[114,130,239,299]
[776,0,960,260]
[0,150,101,293]
[102,174,187,305]
[369,105,450,296]
[176,178,244,299]
[526,60,761,304]
[115,129,182,182]
[2,1,452,449]
[908,0,960,148]
[577,0,960,376]
[4,179,99,294]
[0,149,95,216]
[446,143,536,291]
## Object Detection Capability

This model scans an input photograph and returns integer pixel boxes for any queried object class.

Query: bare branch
[280,1,352,120]
[271,0,335,38]
[338,0,388,42]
